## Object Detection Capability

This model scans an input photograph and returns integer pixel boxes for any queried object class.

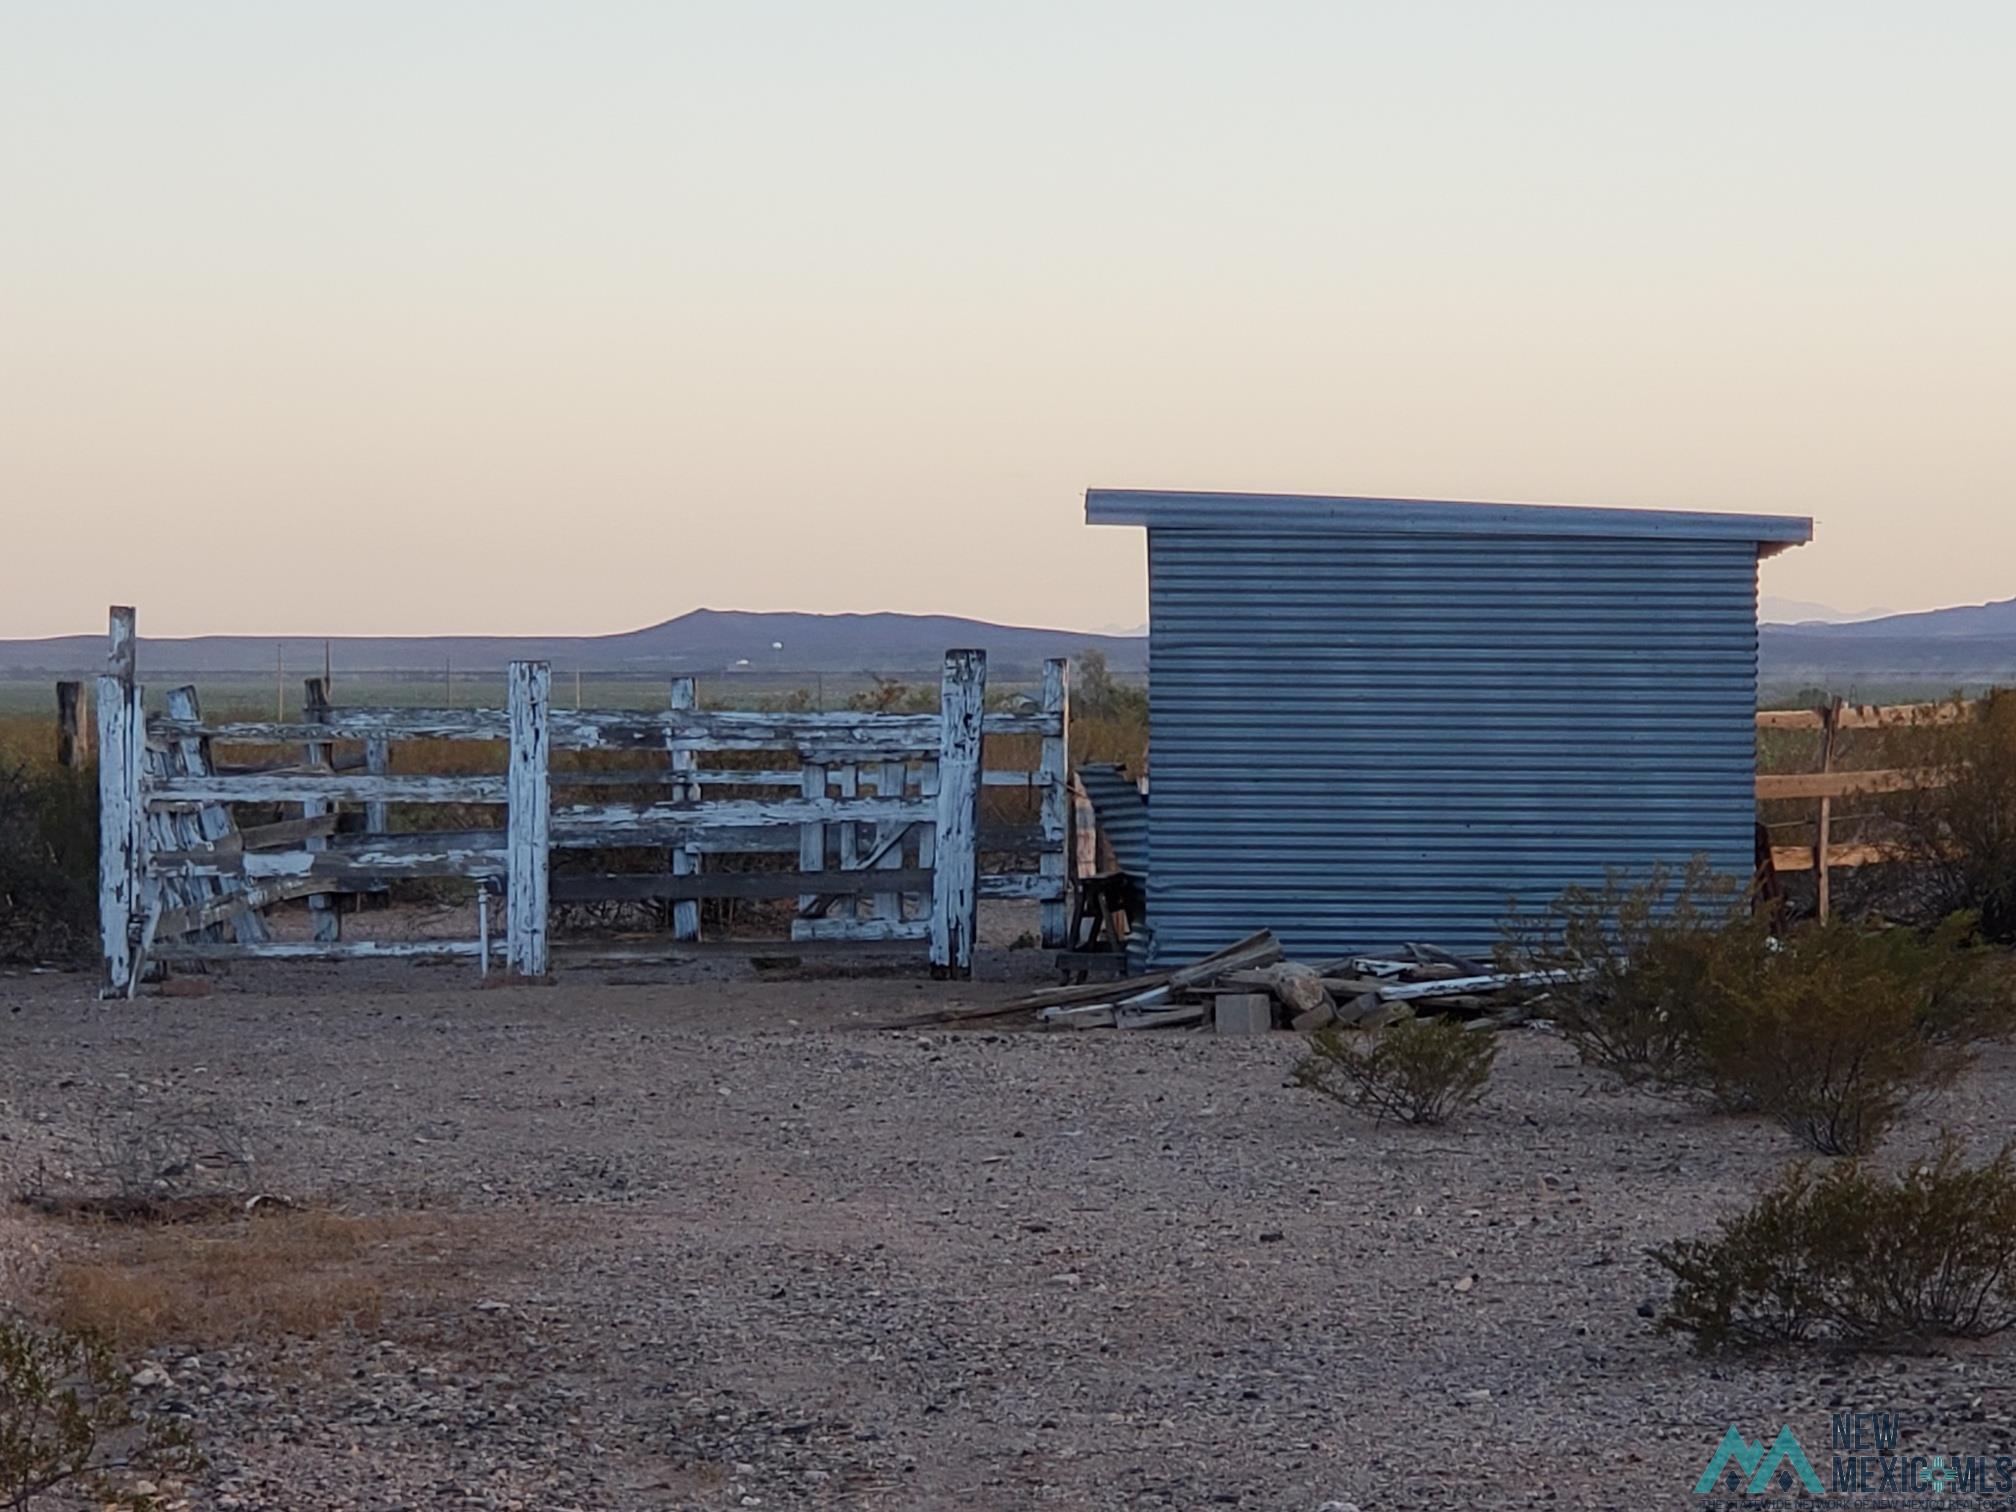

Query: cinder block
[1215,993,1274,1036]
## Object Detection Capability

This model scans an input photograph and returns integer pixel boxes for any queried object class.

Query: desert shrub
[1652,1137,2016,1351]
[1292,1017,1498,1125]
[1882,692,2016,943]
[0,1314,200,1509]
[18,1097,252,1221]
[0,760,97,966]
[1690,916,2013,1155]
[1498,859,1769,1087]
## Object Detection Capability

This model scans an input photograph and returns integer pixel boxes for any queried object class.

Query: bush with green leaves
[1292,1016,1498,1126]
[1652,1138,2016,1351]
[1497,859,1768,1088]
[0,1315,200,1510]
[1883,691,2016,943]
[0,761,96,966]
[1688,915,2016,1154]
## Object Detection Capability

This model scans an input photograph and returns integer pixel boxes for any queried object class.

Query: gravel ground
[6,954,2016,1510]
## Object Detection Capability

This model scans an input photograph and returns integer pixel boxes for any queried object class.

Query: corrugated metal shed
[1087,489,1813,965]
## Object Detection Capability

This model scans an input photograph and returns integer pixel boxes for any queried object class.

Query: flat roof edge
[1084,488,1813,548]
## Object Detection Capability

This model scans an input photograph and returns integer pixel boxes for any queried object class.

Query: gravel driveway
[5,957,2015,1510]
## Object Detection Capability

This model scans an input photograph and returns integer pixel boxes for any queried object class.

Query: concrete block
[1215,993,1274,1036]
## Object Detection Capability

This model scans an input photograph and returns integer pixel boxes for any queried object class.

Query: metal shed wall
[1141,527,1767,964]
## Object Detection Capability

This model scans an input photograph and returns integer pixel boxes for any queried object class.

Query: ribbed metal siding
[1143,529,1761,964]
[1075,763,1150,877]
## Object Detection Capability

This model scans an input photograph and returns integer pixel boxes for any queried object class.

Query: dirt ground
[6,946,2016,1510]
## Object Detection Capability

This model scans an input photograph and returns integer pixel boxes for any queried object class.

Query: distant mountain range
[0,609,1149,681]
[1761,596,2016,692]
[1759,596,1895,625]
[6,597,2011,696]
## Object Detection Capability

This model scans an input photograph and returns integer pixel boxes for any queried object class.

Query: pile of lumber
[883,933,1572,1033]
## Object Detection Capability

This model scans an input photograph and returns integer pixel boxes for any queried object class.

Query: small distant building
[1087,489,1813,963]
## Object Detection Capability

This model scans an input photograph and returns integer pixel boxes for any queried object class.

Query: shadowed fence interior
[94,608,1069,994]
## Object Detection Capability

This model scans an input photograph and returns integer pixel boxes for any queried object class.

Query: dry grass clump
[46,1208,481,1351]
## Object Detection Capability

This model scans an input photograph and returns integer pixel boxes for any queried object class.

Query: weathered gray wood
[161,686,268,944]
[141,717,207,941]
[148,773,508,804]
[506,661,551,976]
[688,827,799,856]
[550,794,928,846]
[691,768,804,787]
[152,844,507,882]
[976,873,1066,900]
[798,761,826,915]
[667,676,700,941]
[106,606,136,682]
[364,735,391,836]
[160,939,488,961]
[832,764,859,921]
[791,916,932,943]
[875,760,907,923]
[553,868,936,903]
[1038,657,1069,948]
[152,877,336,940]
[55,681,88,768]
[302,679,339,943]
[238,813,342,851]
[930,650,985,978]
[95,672,141,994]
[1373,969,1578,1003]
[152,706,1058,751]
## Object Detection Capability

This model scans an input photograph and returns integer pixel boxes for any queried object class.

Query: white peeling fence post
[667,675,700,942]
[1038,657,1070,949]
[96,673,141,996]
[930,649,985,978]
[506,661,551,977]
[97,606,141,997]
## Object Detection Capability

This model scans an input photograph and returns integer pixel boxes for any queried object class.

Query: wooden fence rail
[1756,697,1979,917]
[95,607,1070,995]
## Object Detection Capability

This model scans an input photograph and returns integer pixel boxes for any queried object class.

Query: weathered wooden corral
[95,608,1069,993]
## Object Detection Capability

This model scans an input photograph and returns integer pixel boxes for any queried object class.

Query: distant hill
[1762,596,2016,692]
[0,609,1148,681]
[1760,595,1894,625]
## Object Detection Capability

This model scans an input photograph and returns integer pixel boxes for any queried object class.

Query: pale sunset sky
[2,2,2010,637]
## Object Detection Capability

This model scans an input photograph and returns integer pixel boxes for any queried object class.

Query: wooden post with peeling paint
[164,684,268,943]
[506,661,551,976]
[874,759,908,924]
[930,649,985,977]
[56,681,88,768]
[302,678,340,943]
[667,675,700,941]
[1038,657,1070,948]
[97,607,141,995]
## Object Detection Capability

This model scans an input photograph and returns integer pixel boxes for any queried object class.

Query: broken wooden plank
[1375,969,1580,1003]
[1755,700,1975,732]
[551,868,935,903]
[1755,768,1947,802]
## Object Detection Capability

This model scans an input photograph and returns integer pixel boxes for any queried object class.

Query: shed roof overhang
[1085,489,1814,559]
